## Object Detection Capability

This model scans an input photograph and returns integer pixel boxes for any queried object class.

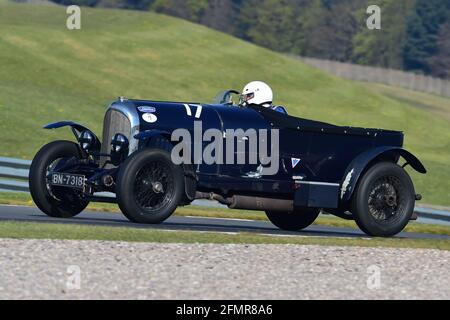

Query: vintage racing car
[29,90,426,237]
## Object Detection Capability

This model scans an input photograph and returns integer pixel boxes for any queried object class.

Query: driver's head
[240,81,273,107]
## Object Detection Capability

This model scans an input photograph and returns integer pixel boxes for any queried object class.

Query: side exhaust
[229,195,293,212]
[195,192,293,212]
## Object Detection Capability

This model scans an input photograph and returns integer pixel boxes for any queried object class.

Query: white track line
[184,215,256,222]
[0,205,258,223]
[0,204,33,208]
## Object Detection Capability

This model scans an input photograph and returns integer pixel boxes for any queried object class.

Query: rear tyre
[116,148,184,224]
[351,162,415,237]
[29,141,89,218]
[266,208,320,231]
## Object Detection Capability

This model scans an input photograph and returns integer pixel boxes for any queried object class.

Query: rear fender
[340,147,426,203]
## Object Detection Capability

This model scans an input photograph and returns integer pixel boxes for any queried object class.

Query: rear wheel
[266,208,320,231]
[116,148,184,224]
[351,162,415,237]
[29,141,89,218]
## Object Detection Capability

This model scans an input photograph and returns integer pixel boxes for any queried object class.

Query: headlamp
[111,133,129,154]
[79,130,94,151]
[110,133,129,166]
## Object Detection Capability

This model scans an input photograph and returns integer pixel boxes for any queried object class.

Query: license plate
[50,173,85,190]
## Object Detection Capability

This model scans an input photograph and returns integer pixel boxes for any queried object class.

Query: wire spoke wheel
[117,148,184,224]
[29,141,89,218]
[133,160,175,213]
[45,158,62,201]
[351,162,415,237]
[45,158,85,203]
[368,175,406,224]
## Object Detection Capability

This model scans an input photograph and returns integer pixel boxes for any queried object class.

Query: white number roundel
[142,113,158,123]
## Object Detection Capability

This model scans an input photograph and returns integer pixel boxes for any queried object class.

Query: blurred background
[45,0,450,79]
[0,0,449,207]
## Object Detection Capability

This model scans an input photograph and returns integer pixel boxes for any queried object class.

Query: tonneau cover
[251,105,400,136]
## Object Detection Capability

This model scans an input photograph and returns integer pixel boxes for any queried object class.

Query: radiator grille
[101,109,132,164]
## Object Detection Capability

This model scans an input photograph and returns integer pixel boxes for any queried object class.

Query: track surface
[0,205,448,239]
[2,239,449,299]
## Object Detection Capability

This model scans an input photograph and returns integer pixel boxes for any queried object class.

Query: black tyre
[266,208,320,231]
[351,162,415,237]
[116,148,184,224]
[29,141,89,218]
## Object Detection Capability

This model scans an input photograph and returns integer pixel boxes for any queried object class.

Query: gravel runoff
[0,239,449,300]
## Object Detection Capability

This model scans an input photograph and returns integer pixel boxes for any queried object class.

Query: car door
[216,106,276,179]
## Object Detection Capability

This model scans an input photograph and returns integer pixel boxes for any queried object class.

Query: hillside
[46,0,450,80]
[0,0,449,206]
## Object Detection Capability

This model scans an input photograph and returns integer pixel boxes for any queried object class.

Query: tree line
[51,0,450,79]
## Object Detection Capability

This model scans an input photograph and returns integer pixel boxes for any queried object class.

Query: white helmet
[240,81,273,107]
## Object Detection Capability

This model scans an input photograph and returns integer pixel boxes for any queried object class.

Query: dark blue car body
[36,93,426,235]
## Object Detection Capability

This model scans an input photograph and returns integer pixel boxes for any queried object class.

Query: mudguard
[44,121,93,133]
[340,146,426,203]
[134,129,171,141]
[44,121,100,150]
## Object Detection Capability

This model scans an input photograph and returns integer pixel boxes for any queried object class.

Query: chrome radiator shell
[101,102,140,164]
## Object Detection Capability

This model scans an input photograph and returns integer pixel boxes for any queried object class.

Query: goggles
[239,92,255,105]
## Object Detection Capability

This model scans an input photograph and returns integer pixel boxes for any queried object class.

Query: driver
[239,81,288,114]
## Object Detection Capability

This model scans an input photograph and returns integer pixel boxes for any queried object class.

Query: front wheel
[29,141,89,218]
[351,162,415,237]
[266,208,320,231]
[116,148,184,224]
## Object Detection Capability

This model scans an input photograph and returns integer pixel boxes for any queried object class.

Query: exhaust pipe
[195,192,293,212]
[102,175,114,187]
[195,192,232,205]
[228,195,293,212]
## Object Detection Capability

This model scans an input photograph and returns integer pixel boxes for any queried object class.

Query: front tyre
[116,148,184,224]
[266,208,320,231]
[29,141,89,218]
[351,162,415,237]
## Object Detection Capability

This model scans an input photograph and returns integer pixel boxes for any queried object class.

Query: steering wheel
[214,90,240,106]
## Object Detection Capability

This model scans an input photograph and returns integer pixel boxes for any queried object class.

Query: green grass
[0,221,448,250]
[365,83,450,122]
[0,1,449,206]
[1,192,449,236]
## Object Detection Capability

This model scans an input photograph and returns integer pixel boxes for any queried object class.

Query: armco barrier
[0,156,449,224]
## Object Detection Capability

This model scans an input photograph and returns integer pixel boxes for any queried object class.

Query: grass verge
[1,192,449,236]
[0,1,449,206]
[0,221,448,250]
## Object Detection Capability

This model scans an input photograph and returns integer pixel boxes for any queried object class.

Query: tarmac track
[0,205,448,240]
